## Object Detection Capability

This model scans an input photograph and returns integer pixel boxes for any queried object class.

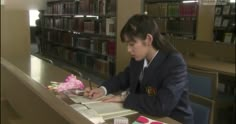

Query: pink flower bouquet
[48,74,85,93]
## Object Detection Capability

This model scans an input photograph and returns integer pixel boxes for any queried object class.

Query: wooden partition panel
[1,58,93,124]
[171,39,235,63]
[1,67,70,124]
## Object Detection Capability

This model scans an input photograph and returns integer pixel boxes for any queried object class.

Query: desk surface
[1,55,181,124]
[184,56,235,77]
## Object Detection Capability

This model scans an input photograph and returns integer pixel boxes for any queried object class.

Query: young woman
[84,14,194,124]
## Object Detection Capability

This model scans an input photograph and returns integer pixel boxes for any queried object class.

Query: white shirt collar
[143,50,159,68]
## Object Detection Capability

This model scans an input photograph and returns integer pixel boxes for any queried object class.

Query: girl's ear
[146,34,153,46]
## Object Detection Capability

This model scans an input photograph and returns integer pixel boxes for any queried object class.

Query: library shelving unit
[213,0,235,44]
[144,0,198,39]
[40,0,117,79]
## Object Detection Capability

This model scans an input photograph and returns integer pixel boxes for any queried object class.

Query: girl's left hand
[101,95,123,103]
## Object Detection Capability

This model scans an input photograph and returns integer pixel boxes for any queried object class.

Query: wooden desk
[184,56,235,77]
[1,55,181,124]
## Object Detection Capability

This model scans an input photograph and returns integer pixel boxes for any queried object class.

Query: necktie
[139,67,147,82]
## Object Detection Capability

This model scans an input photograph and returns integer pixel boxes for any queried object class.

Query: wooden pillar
[116,0,143,73]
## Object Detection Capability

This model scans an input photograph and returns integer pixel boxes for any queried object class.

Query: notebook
[68,94,138,123]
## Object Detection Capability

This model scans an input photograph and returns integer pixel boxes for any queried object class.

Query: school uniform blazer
[102,50,194,124]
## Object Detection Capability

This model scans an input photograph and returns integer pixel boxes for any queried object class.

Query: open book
[68,94,138,123]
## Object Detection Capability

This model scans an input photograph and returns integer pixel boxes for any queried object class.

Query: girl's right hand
[83,87,105,99]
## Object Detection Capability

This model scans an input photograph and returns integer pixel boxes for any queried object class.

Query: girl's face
[125,36,152,61]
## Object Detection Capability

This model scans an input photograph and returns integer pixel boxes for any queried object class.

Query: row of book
[74,18,116,36]
[44,17,116,36]
[45,31,116,57]
[55,18,73,30]
[147,2,198,17]
[45,31,72,44]
[45,0,116,16]
[43,44,115,77]
[214,32,235,44]
[44,18,54,28]
[213,1,235,44]
[154,16,196,34]
[78,0,116,16]
[73,37,116,56]
[215,4,235,15]
[214,16,234,27]
[82,18,116,35]
[46,2,75,14]
[166,20,196,35]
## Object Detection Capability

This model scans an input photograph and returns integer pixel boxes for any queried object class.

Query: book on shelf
[76,52,86,66]
[221,19,229,28]
[147,3,167,17]
[89,0,99,15]
[75,1,80,14]
[155,18,167,33]
[84,20,95,33]
[64,2,74,14]
[95,19,106,34]
[79,0,90,15]
[68,94,137,122]
[179,2,197,16]
[230,4,235,15]
[73,18,84,32]
[85,54,95,69]
[106,18,116,36]
[95,59,109,76]
[147,3,158,16]
[106,0,116,16]
[90,39,95,52]
[107,40,116,57]
[215,6,222,15]
[224,33,233,43]
[98,0,106,16]
[214,16,222,27]
[222,5,230,15]
[70,51,78,64]
[167,3,179,16]
[74,37,90,49]
[101,41,107,55]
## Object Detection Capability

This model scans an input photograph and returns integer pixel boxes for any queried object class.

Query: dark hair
[120,14,177,53]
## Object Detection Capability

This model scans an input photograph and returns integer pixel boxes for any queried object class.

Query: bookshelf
[40,0,117,79]
[213,0,235,44]
[144,0,198,39]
